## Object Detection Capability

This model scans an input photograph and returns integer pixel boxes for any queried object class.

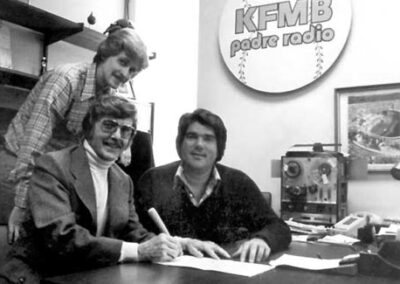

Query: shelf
[64,27,106,51]
[0,0,83,44]
[0,68,38,90]
[0,0,105,99]
[0,0,105,51]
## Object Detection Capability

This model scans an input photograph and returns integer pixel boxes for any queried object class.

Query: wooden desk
[43,242,397,284]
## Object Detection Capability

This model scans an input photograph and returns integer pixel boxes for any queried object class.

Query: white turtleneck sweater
[83,140,139,261]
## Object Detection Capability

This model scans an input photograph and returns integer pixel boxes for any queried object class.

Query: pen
[148,207,170,235]
[148,208,184,257]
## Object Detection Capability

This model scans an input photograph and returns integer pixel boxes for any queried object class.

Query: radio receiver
[281,143,348,226]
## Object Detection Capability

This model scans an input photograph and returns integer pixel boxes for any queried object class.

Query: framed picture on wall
[335,83,400,172]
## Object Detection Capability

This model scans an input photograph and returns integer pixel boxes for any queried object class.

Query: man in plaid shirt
[0,27,149,244]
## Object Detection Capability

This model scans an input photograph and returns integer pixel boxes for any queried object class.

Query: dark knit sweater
[135,161,291,253]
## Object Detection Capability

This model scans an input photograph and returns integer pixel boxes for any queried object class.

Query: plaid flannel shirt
[4,62,114,208]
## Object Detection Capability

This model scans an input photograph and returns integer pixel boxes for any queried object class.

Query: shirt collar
[174,163,221,207]
[81,63,115,101]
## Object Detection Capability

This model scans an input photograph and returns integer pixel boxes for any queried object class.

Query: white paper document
[317,234,360,245]
[291,234,311,242]
[377,224,400,236]
[269,254,341,270]
[157,255,274,277]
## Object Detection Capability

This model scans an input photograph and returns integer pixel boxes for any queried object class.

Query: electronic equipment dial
[310,159,336,185]
[283,160,302,178]
[280,144,348,226]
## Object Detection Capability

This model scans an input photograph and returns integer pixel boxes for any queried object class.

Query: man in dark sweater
[135,109,291,263]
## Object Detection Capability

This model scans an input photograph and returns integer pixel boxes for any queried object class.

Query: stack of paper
[317,234,360,245]
[377,224,400,236]
[292,235,310,242]
[285,219,327,235]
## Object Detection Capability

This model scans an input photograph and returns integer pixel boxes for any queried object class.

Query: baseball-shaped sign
[219,0,352,93]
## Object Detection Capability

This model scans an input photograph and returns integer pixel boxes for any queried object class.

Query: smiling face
[96,51,141,90]
[180,122,218,174]
[87,116,134,161]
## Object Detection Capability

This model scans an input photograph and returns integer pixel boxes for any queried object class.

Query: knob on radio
[284,161,301,178]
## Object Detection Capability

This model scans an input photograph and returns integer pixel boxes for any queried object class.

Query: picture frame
[334,83,400,172]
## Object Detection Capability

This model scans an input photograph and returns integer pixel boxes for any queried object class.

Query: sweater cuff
[119,242,139,262]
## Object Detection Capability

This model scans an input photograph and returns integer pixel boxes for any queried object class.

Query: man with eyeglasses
[1,26,149,244]
[134,109,291,263]
[0,96,182,284]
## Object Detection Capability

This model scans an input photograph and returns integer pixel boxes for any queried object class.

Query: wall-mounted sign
[219,0,352,93]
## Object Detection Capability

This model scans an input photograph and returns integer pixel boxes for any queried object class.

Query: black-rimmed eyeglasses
[101,119,136,139]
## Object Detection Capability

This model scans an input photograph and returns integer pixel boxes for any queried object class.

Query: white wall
[198,0,400,218]
[133,0,199,165]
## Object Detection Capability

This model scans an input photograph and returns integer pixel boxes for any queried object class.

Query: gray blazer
[0,144,153,284]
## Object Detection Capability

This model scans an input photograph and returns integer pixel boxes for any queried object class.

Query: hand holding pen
[136,208,182,262]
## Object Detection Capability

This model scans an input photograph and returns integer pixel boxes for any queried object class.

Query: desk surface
[43,242,397,284]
